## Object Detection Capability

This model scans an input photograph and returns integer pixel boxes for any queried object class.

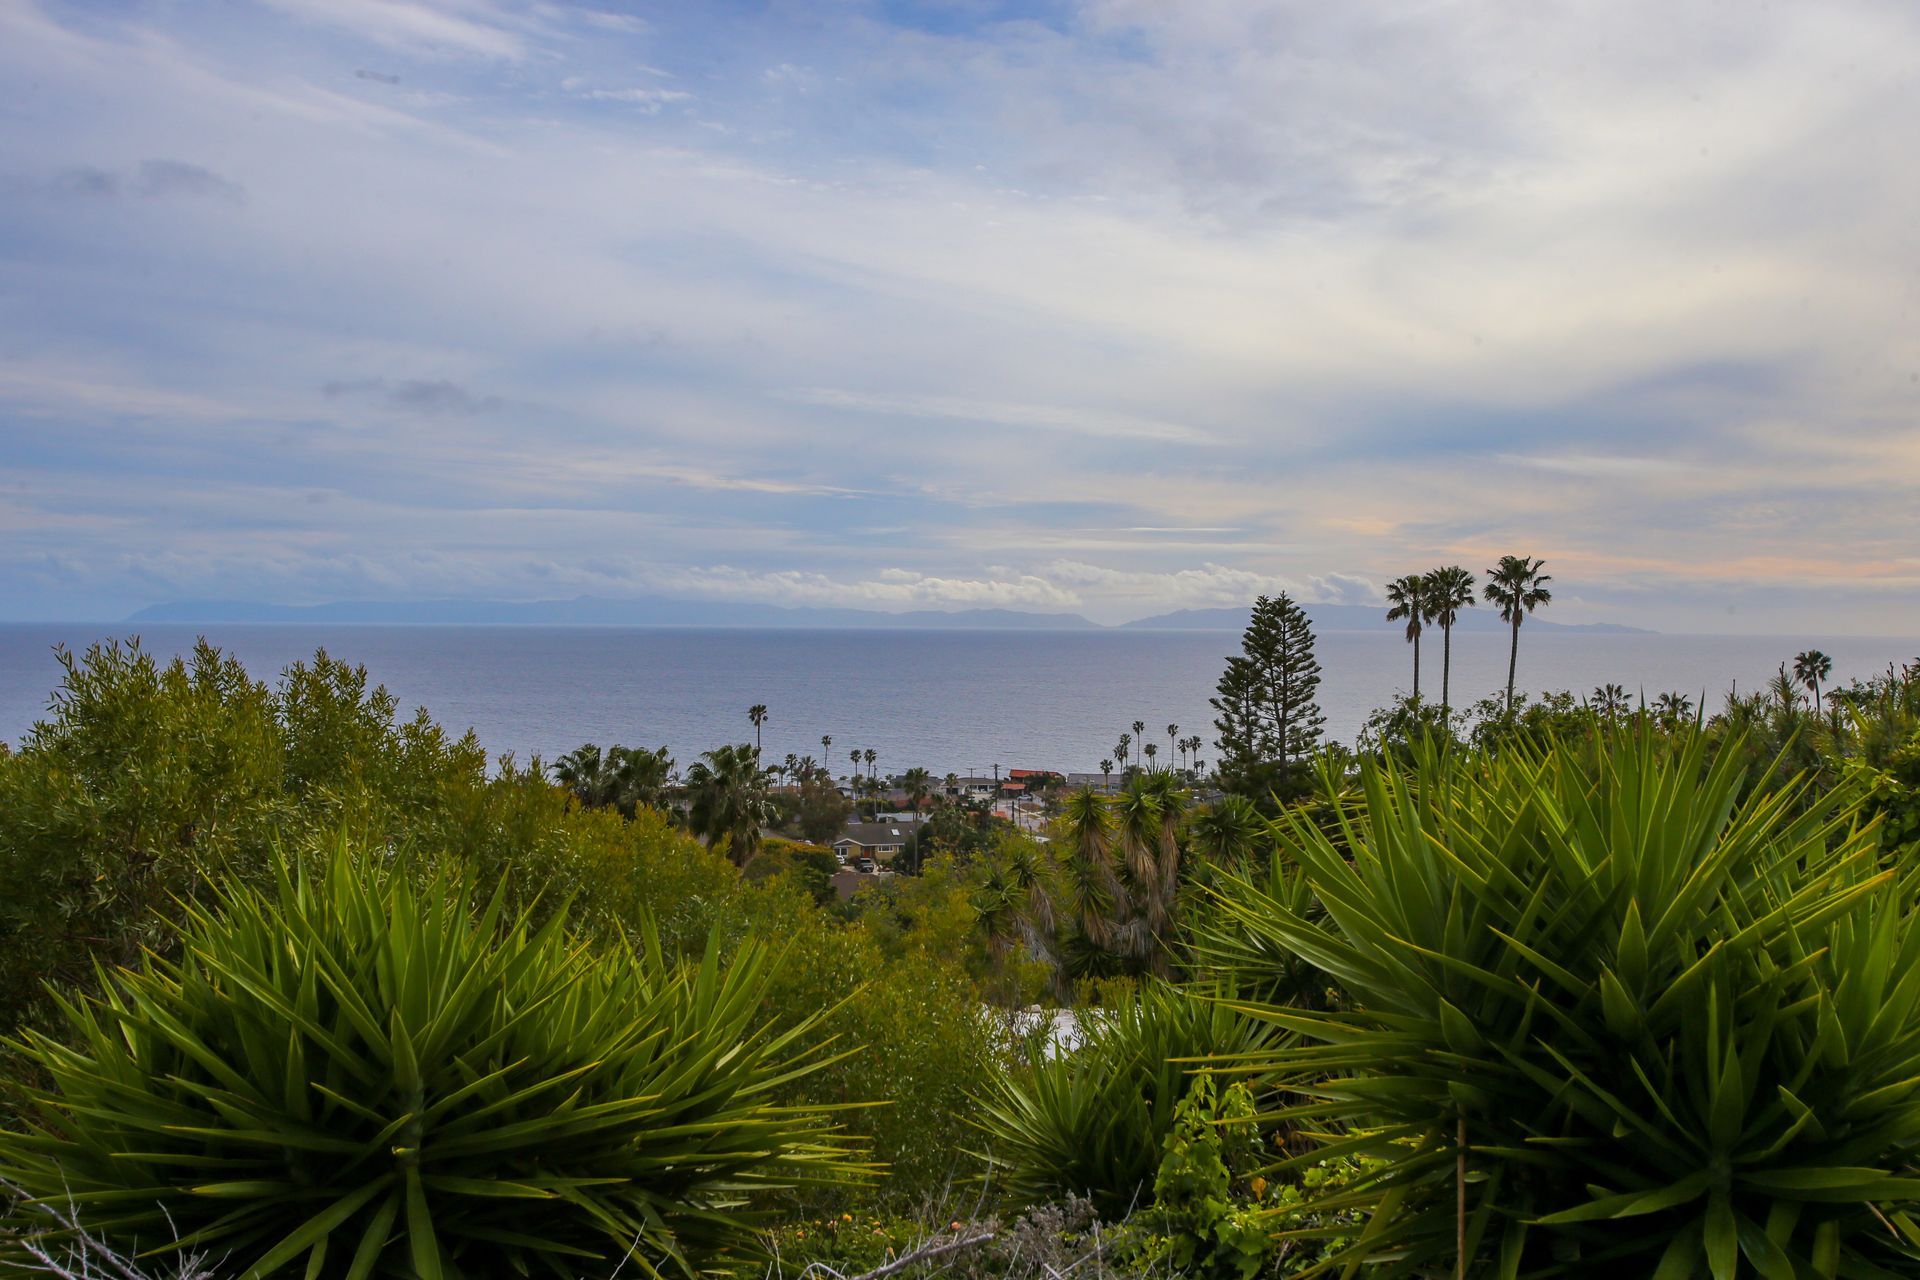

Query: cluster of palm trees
[1104,721,1207,790]
[1581,650,1832,730]
[974,772,1191,984]
[1384,555,1553,713]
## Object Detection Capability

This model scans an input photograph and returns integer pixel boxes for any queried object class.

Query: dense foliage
[0,841,862,1278]
[976,983,1281,1217]
[1216,731,1920,1276]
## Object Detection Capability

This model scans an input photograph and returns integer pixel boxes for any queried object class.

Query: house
[832,821,917,862]
[947,776,999,800]
[1064,771,1120,794]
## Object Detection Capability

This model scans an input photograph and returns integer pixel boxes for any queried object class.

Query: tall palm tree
[1099,758,1113,791]
[1794,649,1834,713]
[1131,720,1146,749]
[747,704,768,757]
[1483,555,1553,712]
[944,771,959,801]
[1384,573,1428,700]
[849,748,860,784]
[1143,741,1159,770]
[683,743,773,867]
[1166,723,1179,771]
[1424,566,1477,716]
[901,766,932,825]
[863,747,878,788]
[1115,734,1131,776]
[820,733,832,764]
[1059,789,1119,952]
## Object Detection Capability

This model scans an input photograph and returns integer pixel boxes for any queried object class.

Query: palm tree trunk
[1442,623,1453,716]
[1412,631,1421,701]
[1505,616,1519,713]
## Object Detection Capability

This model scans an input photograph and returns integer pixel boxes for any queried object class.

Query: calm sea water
[2,625,1916,775]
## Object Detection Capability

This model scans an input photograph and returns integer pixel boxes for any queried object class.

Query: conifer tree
[1209,593,1325,801]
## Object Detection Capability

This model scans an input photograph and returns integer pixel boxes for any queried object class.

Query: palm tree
[1384,573,1428,699]
[848,748,860,784]
[1115,734,1131,776]
[748,704,768,757]
[1483,556,1553,712]
[1653,691,1694,728]
[1166,723,1179,771]
[1113,773,1187,974]
[1060,789,1119,952]
[820,733,832,763]
[944,771,959,801]
[1424,566,1476,715]
[683,743,773,867]
[1591,683,1628,719]
[1131,720,1146,749]
[863,747,878,788]
[1099,758,1113,792]
[1794,649,1834,713]
[1143,741,1159,770]
[553,743,674,817]
[901,766,933,825]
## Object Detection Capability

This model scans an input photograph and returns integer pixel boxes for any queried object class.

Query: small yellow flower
[842,1213,853,1222]
[1250,1176,1268,1197]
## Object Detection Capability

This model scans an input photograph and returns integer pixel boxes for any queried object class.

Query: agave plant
[1212,729,1920,1277]
[974,981,1281,1217]
[0,839,864,1278]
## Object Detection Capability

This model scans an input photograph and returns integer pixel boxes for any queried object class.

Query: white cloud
[2,0,1919,633]
[781,389,1218,445]
[253,0,528,59]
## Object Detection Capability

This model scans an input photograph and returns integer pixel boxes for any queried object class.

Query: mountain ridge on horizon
[125,595,1653,634]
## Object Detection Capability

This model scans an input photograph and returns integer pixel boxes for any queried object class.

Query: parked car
[854,856,877,874]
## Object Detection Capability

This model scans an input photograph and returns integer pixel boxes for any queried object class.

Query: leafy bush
[975,983,1281,1217]
[0,640,283,1027]
[1140,1076,1270,1280]
[0,839,863,1279]
[1216,730,1920,1276]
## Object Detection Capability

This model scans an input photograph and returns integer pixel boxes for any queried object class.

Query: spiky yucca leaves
[1213,730,1920,1278]
[975,982,1281,1217]
[0,840,864,1279]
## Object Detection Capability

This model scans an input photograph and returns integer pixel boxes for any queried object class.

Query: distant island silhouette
[126,596,1651,634]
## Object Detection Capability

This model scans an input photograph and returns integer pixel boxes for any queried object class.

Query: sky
[2,0,1918,632]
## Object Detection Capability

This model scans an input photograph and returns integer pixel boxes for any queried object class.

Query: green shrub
[0,839,864,1279]
[0,640,283,1028]
[1143,1075,1270,1280]
[975,982,1281,1216]
[1217,730,1920,1277]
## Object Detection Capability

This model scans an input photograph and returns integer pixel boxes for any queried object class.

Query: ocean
[1,624,1915,776]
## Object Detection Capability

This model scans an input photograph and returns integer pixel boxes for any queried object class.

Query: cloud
[134,160,245,203]
[782,389,1218,445]
[30,161,243,203]
[1,0,1918,633]
[323,378,501,415]
[252,0,528,59]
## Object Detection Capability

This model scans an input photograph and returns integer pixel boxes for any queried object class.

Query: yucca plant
[1208,729,1920,1277]
[974,981,1281,1216]
[0,838,865,1279]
